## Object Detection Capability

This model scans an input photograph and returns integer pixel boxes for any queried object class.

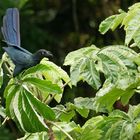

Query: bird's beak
[47,51,53,58]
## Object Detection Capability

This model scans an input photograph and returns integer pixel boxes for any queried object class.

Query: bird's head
[33,49,53,61]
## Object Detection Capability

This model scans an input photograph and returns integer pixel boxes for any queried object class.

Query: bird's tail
[1,8,21,47]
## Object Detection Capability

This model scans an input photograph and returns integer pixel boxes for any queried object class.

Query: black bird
[1,8,53,77]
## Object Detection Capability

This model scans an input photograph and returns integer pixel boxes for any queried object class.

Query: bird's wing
[3,47,33,66]
[10,45,32,55]
[1,8,21,47]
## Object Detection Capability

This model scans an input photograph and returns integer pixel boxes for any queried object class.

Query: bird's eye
[41,51,45,55]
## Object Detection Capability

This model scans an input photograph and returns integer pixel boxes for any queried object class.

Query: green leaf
[70,57,101,89]
[109,110,130,120]
[23,60,68,103]
[76,108,89,118]
[133,27,140,47]
[0,106,6,118]
[70,58,86,86]
[99,12,126,34]
[128,2,140,11]
[122,5,140,28]
[74,97,95,110]
[53,105,75,122]
[22,64,50,77]
[80,109,139,140]
[83,116,104,129]
[24,89,55,121]
[99,15,116,34]
[133,54,140,66]
[53,121,78,140]
[98,49,127,71]
[105,120,128,140]
[23,77,62,94]
[128,104,140,119]
[11,89,48,132]
[97,53,119,82]
[15,90,35,132]
[80,58,101,89]
[97,45,137,83]
[20,92,48,133]
[95,83,125,112]
[124,9,140,46]
[80,116,104,140]
[4,84,19,118]
[5,83,56,132]
[64,45,99,66]
[111,12,127,31]
[41,60,71,87]
[80,126,102,140]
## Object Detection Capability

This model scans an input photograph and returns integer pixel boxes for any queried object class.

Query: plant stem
[61,80,71,89]
[1,116,9,126]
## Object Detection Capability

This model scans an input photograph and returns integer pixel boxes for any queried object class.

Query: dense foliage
[1,1,140,140]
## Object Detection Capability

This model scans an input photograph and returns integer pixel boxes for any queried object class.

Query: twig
[1,116,9,126]
[61,80,71,89]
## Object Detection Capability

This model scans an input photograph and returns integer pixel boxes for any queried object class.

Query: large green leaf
[20,90,48,132]
[22,60,68,103]
[79,126,102,140]
[4,84,19,118]
[70,57,101,89]
[6,87,49,132]
[82,109,137,140]
[99,3,140,48]
[53,105,75,122]
[66,45,138,92]
[80,116,104,140]
[124,9,140,46]
[22,64,51,77]
[99,15,116,34]
[0,106,6,119]
[54,98,96,122]
[74,97,95,110]
[23,89,55,121]
[23,77,62,94]
[99,12,126,34]
[70,57,86,86]
[64,45,99,66]
[95,80,136,112]
[52,121,79,140]
[111,12,127,31]
[41,60,71,87]
[4,80,57,132]
[80,58,101,89]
